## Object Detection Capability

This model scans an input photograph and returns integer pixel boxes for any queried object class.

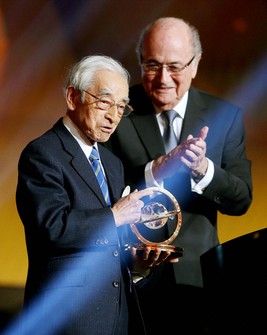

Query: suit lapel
[53,119,107,206]
[98,145,122,204]
[179,87,208,143]
[130,112,166,158]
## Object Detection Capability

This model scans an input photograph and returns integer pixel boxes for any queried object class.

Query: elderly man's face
[141,23,200,111]
[66,70,129,144]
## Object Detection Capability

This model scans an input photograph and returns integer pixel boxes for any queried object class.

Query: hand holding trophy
[126,186,184,257]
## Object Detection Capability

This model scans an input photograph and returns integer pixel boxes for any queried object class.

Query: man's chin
[152,94,177,107]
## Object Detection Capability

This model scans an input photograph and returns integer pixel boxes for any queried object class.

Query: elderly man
[16,55,169,335]
[105,17,252,334]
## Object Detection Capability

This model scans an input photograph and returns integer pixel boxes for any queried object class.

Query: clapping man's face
[140,20,200,111]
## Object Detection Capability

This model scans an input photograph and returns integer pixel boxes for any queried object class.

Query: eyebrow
[96,88,111,95]
[96,89,130,104]
[144,59,183,65]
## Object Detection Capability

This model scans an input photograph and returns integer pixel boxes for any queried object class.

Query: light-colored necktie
[89,147,111,206]
[162,110,178,153]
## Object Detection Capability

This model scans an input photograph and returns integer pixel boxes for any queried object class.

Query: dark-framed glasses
[141,55,195,75]
[82,90,133,117]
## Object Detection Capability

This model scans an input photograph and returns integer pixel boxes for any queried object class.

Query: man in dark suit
[16,55,166,335]
[105,18,253,334]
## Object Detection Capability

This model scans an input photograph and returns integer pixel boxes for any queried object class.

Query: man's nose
[105,105,119,120]
[156,66,172,80]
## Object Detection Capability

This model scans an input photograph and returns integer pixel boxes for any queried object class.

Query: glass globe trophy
[130,186,183,256]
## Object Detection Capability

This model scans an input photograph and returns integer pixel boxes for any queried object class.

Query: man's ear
[66,86,80,110]
[192,54,201,79]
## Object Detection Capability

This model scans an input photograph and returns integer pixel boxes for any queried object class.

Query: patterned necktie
[89,147,111,206]
[162,110,178,153]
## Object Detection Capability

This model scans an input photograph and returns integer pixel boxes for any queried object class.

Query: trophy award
[130,186,183,257]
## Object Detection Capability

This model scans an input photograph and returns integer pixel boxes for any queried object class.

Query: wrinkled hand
[131,245,180,274]
[111,188,153,227]
[181,126,209,175]
[153,126,209,180]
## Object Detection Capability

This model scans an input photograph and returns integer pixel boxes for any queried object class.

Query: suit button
[95,238,109,245]
[113,281,120,288]
[214,196,221,204]
[113,250,119,257]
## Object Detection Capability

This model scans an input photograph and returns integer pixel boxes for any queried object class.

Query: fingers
[186,126,208,142]
[151,126,209,180]
[136,247,177,267]
[112,188,154,227]
[131,188,154,200]
[198,126,209,140]
[180,138,205,166]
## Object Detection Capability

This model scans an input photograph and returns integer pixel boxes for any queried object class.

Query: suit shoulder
[191,86,241,111]
[20,119,79,164]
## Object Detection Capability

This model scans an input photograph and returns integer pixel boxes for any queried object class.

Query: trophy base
[133,242,184,257]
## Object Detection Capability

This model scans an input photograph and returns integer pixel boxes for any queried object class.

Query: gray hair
[135,17,202,64]
[64,55,130,100]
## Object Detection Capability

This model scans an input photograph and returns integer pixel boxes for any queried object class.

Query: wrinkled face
[66,70,129,144]
[141,23,200,111]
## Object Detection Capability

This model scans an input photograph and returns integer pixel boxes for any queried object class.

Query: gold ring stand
[130,187,183,255]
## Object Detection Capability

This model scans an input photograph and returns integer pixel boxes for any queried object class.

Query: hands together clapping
[153,126,209,180]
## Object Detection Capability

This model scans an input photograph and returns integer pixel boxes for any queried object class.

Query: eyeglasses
[82,90,133,117]
[141,56,195,75]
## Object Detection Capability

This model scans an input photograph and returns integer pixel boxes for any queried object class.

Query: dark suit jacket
[16,118,144,335]
[105,84,252,288]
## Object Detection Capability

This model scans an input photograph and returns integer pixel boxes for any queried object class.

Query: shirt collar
[155,90,188,119]
[63,115,97,158]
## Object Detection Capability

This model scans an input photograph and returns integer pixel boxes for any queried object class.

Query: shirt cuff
[191,158,214,194]
[132,269,151,283]
[144,161,163,187]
